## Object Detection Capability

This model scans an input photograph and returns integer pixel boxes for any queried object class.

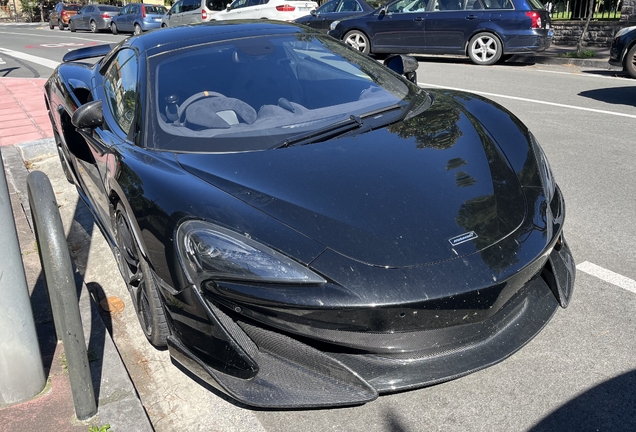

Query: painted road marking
[419,83,636,120]
[0,57,5,65]
[577,261,636,295]
[0,30,113,43]
[0,47,59,69]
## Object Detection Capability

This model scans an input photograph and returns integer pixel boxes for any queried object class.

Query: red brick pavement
[0,78,54,147]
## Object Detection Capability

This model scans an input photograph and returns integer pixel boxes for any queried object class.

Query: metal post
[27,170,97,421]
[0,152,46,407]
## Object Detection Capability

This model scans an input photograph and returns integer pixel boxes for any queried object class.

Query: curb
[533,55,623,70]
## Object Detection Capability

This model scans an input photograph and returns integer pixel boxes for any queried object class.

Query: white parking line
[418,82,636,120]
[0,47,59,69]
[576,261,636,295]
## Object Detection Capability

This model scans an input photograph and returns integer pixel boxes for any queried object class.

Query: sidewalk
[0,79,153,430]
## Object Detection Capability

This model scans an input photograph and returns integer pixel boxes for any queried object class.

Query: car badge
[449,231,478,246]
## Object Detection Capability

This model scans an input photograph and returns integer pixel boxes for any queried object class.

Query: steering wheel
[178,91,227,121]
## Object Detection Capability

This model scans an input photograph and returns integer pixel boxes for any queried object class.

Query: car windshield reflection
[149,34,418,152]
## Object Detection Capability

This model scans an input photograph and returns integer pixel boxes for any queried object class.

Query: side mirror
[72,100,103,129]
[384,54,418,84]
[226,3,231,10]
[379,6,386,15]
[310,9,317,16]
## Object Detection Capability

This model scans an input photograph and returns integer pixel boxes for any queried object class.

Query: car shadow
[529,370,636,432]
[578,86,636,107]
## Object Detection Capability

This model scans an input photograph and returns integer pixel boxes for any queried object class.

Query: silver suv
[161,0,225,27]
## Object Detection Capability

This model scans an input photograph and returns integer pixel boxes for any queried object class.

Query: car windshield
[148,34,419,152]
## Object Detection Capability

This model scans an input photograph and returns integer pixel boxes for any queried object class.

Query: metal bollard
[27,170,97,421]
[0,151,46,407]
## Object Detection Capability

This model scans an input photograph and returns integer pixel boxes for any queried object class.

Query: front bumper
[164,186,575,408]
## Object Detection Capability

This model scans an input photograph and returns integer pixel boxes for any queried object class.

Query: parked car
[48,2,81,30]
[609,25,636,79]
[161,0,226,27]
[328,0,553,65]
[294,0,374,32]
[110,3,167,35]
[45,21,574,408]
[210,0,318,21]
[69,4,121,33]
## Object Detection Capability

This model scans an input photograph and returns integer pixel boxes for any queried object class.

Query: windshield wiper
[275,115,364,149]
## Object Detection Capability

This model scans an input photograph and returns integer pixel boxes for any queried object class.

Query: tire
[161,23,167,28]
[49,20,54,29]
[58,19,64,30]
[468,32,502,66]
[134,23,142,35]
[625,44,636,79]
[114,203,168,347]
[343,30,371,55]
[111,22,118,35]
[69,21,76,32]
[90,20,98,33]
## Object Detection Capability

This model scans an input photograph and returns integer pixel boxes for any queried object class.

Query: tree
[577,0,595,55]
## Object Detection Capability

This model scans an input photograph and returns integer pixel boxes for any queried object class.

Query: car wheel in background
[134,23,142,35]
[114,203,169,347]
[344,30,370,55]
[625,44,636,79]
[90,20,98,33]
[161,23,167,28]
[58,19,64,30]
[468,32,502,65]
[111,22,118,34]
[49,20,54,29]
[70,21,76,32]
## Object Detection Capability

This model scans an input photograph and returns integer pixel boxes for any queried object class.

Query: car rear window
[64,4,81,10]
[144,5,167,13]
[99,6,120,11]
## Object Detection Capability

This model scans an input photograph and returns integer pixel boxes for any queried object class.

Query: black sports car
[45,21,574,408]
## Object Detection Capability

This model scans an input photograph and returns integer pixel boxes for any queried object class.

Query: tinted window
[231,0,249,9]
[183,0,199,11]
[206,0,225,10]
[150,34,418,152]
[103,49,139,135]
[84,6,94,13]
[171,1,183,13]
[64,4,81,10]
[337,0,362,11]
[482,0,513,8]
[99,6,120,11]
[144,5,167,13]
[434,0,463,10]
[317,0,338,13]
[388,0,430,13]
[464,0,483,9]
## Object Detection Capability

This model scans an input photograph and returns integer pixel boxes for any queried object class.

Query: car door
[165,0,184,26]
[304,0,338,31]
[326,0,364,30]
[368,0,431,52]
[425,0,484,52]
[74,48,141,228]
[182,0,202,24]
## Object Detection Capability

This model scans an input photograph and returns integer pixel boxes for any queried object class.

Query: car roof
[126,21,315,57]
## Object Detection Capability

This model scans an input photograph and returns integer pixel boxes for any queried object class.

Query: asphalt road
[2,23,636,432]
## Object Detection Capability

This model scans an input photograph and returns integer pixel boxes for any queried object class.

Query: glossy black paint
[44,21,574,408]
[609,25,636,78]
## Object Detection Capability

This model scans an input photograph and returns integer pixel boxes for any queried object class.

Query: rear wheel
[58,19,64,30]
[111,22,118,35]
[114,203,168,347]
[343,30,370,55]
[468,32,502,65]
[134,23,142,35]
[69,21,76,32]
[90,20,98,33]
[625,44,636,79]
[49,20,54,29]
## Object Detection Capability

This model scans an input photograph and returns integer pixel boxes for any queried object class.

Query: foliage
[558,50,597,58]
[88,425,111,432]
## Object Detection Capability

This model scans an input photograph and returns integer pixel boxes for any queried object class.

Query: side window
[206,0,225,10]
[317,0,338,13]
[403,0,430,12]
[171,1,182,13]
[185,0,198,11]
[231,0,249,9]
[464,0,483,8]
[84,6,93,13]
[247,0,261,6]
[103,49,139,136]
[434,0,463,10]
[337,0,361,11]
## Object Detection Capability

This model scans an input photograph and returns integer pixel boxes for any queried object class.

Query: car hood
[176,91,526,268]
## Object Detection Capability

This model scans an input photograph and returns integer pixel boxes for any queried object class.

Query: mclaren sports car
[45,21,575,408]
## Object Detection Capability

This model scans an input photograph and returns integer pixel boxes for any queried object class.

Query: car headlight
[330,20,340,31]
[615,25,636,38]
[529,132,556,203]
[176,220,326,286]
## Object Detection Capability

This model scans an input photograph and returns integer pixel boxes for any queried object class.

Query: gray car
[69,4,120,33]
[111,3,167,35]
[161,0,225,27]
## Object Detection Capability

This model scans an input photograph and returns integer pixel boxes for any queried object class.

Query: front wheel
[90,20,98,33]
[114,203,168,347]
[69,21,76,32]
[468,32,502,65]
[58,19,64,30]
[343,30,370,55]
[625,44,636,79]
[134,23,142,35]
[49,20,54,29]
[111,22,118,35]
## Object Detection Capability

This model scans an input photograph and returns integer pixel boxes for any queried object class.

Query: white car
[212,0,318,21]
